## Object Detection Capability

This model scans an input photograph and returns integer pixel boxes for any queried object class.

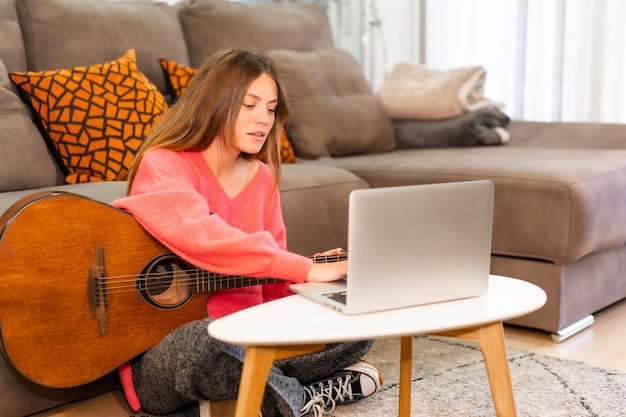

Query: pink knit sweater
[112,148,313,318]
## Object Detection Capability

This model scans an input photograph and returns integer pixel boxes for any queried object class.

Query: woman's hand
[312,247,346,258]
[306,247,347,282]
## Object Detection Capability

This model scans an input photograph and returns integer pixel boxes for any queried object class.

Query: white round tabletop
[208,275,546,346]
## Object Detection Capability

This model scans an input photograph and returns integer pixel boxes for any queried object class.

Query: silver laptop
[289,180,494,314]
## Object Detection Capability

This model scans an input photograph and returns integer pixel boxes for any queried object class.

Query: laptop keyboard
[323,290,347,305]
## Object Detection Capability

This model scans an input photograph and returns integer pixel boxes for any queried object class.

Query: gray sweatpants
[133,318,374,417]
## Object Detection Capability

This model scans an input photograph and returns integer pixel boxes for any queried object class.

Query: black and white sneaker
[300,361,383,416]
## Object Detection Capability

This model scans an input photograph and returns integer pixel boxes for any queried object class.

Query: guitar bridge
[87,245,108,335]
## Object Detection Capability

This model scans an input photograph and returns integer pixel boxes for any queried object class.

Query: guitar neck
[311,253,348,264]
[189,253,348,294]
[191,270,282,294]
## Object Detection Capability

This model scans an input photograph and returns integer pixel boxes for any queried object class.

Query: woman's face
[233,73,278,155]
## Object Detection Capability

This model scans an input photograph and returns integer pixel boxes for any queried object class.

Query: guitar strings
[93,253,348,295]
[96,271,280,295]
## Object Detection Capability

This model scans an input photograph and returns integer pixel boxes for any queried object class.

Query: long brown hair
[126,48,291,194]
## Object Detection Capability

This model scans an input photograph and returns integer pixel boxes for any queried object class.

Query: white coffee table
[208,275,546,417]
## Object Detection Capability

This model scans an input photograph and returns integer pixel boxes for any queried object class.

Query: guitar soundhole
[137,254,195,309]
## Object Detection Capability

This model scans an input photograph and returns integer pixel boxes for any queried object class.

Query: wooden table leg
[234,344,326,417]
[208,399,237,417]
[435,321,517,417]
[399,336,413,417]
[475,322,517,417]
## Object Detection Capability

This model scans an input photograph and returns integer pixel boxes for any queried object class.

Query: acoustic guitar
[0,191,344,388]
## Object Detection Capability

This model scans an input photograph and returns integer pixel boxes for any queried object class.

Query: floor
[505,297,626,372]
[31,297,626,417]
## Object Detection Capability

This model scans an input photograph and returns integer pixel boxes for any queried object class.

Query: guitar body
[0,192,210,387]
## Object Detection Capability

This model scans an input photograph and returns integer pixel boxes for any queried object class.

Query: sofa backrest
[0,0,27,73]
[14,0,190,95]
[0,59,61,191]
[177,0,335,68]
[5,0,336,97]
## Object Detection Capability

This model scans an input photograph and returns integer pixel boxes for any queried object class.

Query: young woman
[112,49,381,417]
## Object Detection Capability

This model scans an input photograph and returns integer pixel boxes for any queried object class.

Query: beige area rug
[330,336,626,417]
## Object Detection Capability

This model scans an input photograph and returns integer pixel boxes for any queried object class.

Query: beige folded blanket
[377,62,498,119]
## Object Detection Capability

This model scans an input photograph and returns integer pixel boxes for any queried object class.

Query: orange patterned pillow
[279,130,296,164]
[10,49,168,183]
[159,57,198,99]
[159,57,297,163]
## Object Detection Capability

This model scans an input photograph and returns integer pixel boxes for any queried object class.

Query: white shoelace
[301,374,354,416]
[301,389,335,417]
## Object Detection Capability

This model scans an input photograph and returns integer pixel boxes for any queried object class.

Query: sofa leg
[550,315,594,343]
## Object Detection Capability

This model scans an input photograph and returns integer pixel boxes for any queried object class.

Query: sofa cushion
[177,0,334,68]
[319,147,626,264]
[10,49,167,184]
[15,0,189,95]
[158,56,297,164]
[279,163,369,256]
[0,0,27,72]
[266,49,396,159]
[0,60,58,192]
[0,181,128,219]
[507,120,626,150]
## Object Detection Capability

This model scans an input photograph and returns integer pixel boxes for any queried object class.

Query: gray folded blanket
[393,106,511,148]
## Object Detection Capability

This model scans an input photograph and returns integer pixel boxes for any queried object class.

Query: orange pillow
[11,49,168,183]
[159,57,198,99]
[159,57,297,163]
[279,130,297,164]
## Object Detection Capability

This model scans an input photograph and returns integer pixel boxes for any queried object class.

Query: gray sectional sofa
[2,0,626,415]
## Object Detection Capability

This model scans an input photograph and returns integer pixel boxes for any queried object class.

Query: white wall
[361,0,421,92]
[326,0,420,92]
[326,0,364,64]
[345,0,626,123]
